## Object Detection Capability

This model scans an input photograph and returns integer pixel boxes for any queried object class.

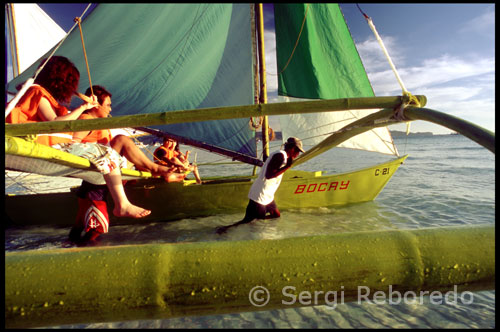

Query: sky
[6,3,495,134]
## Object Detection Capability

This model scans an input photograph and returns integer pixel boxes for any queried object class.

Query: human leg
[110,135,185,182]
[216,200,264,234]
[191,164,202,184]
[54,142,151,219]
[104,167,151,218]
[265,200,281,219]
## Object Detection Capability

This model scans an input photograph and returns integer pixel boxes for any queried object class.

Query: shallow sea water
[5,135,495,328]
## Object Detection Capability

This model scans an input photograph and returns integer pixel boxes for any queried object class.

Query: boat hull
[5,156,407,226]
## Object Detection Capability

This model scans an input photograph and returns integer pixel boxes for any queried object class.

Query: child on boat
[153,137,202,184]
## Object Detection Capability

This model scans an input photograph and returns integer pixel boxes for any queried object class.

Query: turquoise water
[5,134,495,328]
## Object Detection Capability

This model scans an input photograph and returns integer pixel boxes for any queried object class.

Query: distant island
[390,130,459,137]
[390,130,434,138]
[257,130,458,141]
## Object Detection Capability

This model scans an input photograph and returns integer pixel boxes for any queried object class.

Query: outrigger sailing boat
[5,4,494,328]
[6,4,492,226]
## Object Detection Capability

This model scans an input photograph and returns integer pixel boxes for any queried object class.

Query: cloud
[458,6,495,36]
[365,55,495,95]
[355,35,406,71]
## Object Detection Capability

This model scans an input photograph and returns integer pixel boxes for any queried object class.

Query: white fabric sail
[10,4,66,75]
[278,96,399,156]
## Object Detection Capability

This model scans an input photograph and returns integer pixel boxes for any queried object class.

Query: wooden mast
[6,3,21,78]
[256,3,270,161]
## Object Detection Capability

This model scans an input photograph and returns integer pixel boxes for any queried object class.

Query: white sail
[10,4,66,75]
[278,96,399,156]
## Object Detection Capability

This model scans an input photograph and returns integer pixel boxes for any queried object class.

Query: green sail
[274,3,374,99]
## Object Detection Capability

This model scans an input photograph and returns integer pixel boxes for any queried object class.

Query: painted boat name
[294,181,350,194]
[293,168,390,194]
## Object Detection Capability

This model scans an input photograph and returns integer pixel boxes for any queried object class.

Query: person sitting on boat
[5,56,151,222]
[68,85,186,243]
[174,142,202,184]
[216,137,304,234]
[153,137,202,184]
[72,85,186,183]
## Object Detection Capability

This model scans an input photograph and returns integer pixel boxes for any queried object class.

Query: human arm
[265,152,293,179]
[37,95,98,122]
[171,156,189,169]
[72,129,91,143]
[176,151,191,168]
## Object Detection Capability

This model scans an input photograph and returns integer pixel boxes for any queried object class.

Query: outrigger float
[6,225,495,328]
[5,3,494,328]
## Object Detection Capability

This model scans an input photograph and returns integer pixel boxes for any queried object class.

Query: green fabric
[274,4,374,99]
[7,4,256,156]
[5,225,495,328]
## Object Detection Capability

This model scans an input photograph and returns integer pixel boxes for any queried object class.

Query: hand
[84,95,99,110]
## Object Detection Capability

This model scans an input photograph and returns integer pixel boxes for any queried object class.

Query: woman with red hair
[6,56,151,223]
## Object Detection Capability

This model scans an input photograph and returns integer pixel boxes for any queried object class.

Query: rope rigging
[356,4,420,134]
[74,16,93,97]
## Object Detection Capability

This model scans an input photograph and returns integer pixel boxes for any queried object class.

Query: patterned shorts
[52,142,128,175]
[76,198,110,235]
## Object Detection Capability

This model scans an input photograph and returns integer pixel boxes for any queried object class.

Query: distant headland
[390,130,434,137]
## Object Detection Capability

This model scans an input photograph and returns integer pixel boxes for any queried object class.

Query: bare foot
[163,172,186,183]
[113,203,151,218]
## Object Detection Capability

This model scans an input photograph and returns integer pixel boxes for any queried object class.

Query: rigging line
[74,16,93,96]
[276,3,310,76]
[346,108,399,156]
[4,170,34,189]
[355,4,407,94]
[303,117,399,156]
[212,119,256,151]
[33,3,93,81]
[287,115,358,136]
[5,172,39,195]
[356,3,415,138]
[120,127,158,161]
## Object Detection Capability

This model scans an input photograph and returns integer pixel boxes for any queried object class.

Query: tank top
[248,150,287,205]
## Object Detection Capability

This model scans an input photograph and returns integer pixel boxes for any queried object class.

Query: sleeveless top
[6,84,72,146]
[248,150,287,205]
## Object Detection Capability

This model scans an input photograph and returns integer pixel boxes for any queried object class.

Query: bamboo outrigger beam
[5,225,494,328]
[4,95,427,136]
[293,105,495,167]
[403,106,495,153]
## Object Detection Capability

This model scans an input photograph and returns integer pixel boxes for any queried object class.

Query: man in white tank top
[216,137,304,234]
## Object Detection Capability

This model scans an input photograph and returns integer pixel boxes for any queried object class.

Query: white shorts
[52,142,129,175]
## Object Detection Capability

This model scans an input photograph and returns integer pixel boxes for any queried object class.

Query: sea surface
[5,134,495,328]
